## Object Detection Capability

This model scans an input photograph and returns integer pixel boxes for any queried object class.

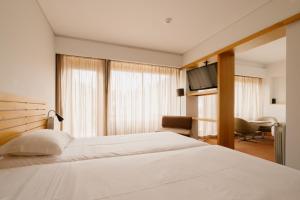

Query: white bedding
[0,132,206,169]
[1,145,300,200]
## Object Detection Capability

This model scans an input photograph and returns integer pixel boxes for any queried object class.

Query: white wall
[55,36,182,67]
[263,61,286,122]
[0,0,55,108]
[183,0,300,65]
[235,60,266,78]
[286,20,300,170]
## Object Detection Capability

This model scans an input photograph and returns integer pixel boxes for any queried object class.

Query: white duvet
[1,145,300,200]
[0,132,205,169]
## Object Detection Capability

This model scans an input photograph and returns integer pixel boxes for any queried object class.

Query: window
[198,94,217,137]
[57,57,180,137]
[107,61,180,135]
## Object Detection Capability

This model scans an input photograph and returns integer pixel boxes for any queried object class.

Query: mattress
[0,132,206,169]
[1,145,300,200]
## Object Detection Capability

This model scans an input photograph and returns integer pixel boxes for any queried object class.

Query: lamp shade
[55,113,64,122]
[176,88,184,97]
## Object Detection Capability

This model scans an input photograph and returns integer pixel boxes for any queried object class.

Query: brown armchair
[158,116,193,136]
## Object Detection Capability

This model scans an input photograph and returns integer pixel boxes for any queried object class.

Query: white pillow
[0,129,73,156]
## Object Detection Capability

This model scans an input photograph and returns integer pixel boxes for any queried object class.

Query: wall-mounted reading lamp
[47,110,64,129]
[176,88,184,116]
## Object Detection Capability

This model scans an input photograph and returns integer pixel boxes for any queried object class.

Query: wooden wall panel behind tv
[0,93,47,145]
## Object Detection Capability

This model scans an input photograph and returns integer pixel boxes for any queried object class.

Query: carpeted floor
[202,136,275,162]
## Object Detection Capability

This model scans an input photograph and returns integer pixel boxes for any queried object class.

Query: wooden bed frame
[0,93,47,145]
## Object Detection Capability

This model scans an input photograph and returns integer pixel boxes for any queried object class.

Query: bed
[1,93,300,200]
[0,132,205,169]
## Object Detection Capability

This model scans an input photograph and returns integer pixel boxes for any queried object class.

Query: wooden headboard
[0,93,47,145]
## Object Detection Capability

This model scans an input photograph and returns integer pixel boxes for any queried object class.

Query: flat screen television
[187,62,217,91]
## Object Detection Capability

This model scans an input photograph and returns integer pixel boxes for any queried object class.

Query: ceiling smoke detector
[165,17,173,24]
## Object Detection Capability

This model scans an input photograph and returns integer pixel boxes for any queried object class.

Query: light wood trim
[0,93,47,145]
[187,88,218,96]
[235,27,286,54]
[192,117,217,122]
[217,51,235,149]
[0,102,46,111]
[0,116,47,130]
[183,12,300,69]
[0,110,46,121]
[0,93,46,104]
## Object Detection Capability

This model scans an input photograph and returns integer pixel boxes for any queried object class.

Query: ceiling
[236,37,286,65]
[38,0,271,54]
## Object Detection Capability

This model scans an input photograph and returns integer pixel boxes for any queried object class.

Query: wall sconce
[47,110,64,129]
[176,88,185,116]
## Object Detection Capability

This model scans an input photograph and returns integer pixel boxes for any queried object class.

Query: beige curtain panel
[234,76,263,120]
[56,55,106,137]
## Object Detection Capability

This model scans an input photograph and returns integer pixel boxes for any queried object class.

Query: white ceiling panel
[236,37,286,65]
[38,0,271,53]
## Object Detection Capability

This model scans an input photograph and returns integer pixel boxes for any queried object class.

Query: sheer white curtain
[57,55,106,137]
[235,76,262,120]
[198,95,217,137]
[108,61,180,135]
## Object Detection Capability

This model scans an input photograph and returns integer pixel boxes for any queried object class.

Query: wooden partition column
[217,51,235,149]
